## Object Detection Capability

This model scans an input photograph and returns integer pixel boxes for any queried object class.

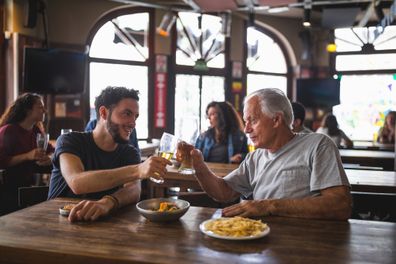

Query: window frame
[85,7,155,140]
[244,24,292,97]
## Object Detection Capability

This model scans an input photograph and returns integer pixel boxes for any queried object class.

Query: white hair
[244,88,293,128]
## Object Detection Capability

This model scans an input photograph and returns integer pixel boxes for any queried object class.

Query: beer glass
[150,132,178,184]
[36,133,49,151]
[175,116,199,175]
[177,141,195,175]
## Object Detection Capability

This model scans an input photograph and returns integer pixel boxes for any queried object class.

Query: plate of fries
[199,216,270,240]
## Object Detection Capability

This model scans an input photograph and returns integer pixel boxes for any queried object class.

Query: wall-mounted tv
[23,48,87,94]
[296,78,340,108]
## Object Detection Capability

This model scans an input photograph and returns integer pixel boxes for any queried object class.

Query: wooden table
[346,169,396,194]
[339,149,395,171]
[0,198,395,263]
[351,141,394,151]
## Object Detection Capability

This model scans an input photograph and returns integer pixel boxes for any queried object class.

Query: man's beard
[106,113,129,144]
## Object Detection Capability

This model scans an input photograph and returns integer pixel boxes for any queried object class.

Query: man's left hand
[68,199,113,222]
[222,200,272,218]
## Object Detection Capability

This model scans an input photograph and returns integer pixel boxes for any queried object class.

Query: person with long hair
[0,93,54,215]
[195,101,248,164]
[377,111,396,144]
[316,113,353,148]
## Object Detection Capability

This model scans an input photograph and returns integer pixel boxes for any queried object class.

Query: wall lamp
[157,11,177,37]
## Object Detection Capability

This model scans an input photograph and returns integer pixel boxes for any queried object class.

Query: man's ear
[272,113,283,128]
[98,106,108,121]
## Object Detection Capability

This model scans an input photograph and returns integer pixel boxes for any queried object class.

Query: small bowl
[59,204,76,217]
[136,198,190,222]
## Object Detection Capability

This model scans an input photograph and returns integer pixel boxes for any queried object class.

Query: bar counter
[0,198,395,263]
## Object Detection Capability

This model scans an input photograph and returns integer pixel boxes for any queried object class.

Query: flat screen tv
[23,48,87,94]
[296,78,340,108]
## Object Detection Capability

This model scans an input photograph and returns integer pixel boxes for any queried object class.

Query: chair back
[18,186,49,208]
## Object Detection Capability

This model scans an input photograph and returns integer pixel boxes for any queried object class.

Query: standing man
[48,86,171,222]
[191,88,351,220]
[291,102,312,133]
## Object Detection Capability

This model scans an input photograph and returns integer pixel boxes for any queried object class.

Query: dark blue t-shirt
[48,131,140,200]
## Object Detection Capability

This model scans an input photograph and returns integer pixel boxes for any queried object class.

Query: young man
[191,88,352,220]
[48,86,171,222]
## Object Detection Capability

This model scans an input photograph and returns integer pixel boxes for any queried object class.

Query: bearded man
[48,86,171,222]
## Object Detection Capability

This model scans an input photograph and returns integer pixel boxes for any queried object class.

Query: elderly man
[48,86,171,222]
[191,88,351,220]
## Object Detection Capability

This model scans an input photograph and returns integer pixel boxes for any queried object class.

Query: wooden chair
[18,186,49,208]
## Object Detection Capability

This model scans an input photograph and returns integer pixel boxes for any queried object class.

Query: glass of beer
[150,132,178,184]
[176,141,195,175]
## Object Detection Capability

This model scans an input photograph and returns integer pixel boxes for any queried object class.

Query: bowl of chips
[136,198,190,222]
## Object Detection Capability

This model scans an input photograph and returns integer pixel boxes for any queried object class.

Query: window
[246,27,288,95]
[88,11,151,139]
[174,13,226,138]
[333,25,396,140]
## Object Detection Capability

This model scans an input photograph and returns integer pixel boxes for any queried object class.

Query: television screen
[23,48,87,94]
[296,78,340,108]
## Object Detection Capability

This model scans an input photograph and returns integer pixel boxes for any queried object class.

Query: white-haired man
[191,88,351,220]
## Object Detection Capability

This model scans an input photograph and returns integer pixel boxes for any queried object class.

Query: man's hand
[68,198,114,222]
[222,200,273,218]
[136,156,172,181]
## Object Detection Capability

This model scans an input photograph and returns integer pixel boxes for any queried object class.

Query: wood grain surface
[0,198,395,264]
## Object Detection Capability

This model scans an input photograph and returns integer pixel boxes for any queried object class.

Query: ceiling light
[303,8,311,27]
[156,11,176,37]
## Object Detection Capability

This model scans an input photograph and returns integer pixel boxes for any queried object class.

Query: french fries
[204,216,267,237]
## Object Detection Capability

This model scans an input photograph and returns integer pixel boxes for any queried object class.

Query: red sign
[154,72,167,128]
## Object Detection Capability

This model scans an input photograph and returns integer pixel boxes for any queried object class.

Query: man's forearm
[112,181,141,209]
[194,163,238,202]
[67,164,140,194]
[269,191,352,220]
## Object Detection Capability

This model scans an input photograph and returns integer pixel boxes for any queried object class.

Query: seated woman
[316,113,353,148]
[0,93,54,215]
[377,111,395,144]
[195,101,248,164]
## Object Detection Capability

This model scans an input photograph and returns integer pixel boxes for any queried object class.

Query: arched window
[87,8,152,139]
[174,12,226,138]
[333,25,396,141]
[246,26,289,95]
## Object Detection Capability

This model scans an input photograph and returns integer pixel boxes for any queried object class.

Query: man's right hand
[137,156,172,180]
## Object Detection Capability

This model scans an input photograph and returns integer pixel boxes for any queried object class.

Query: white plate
[199,218,270,240]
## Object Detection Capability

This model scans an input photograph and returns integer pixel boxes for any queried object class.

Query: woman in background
[377,111,396,144]
[0,93,54,215]
[195,101,248,164]
[316,113,353,148]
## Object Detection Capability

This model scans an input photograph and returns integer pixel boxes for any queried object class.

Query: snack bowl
[136,198,190,222]
[59,204,76,217]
